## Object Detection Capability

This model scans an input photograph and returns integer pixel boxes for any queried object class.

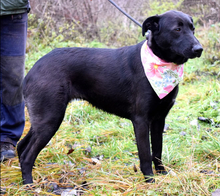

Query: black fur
[17,10,203,184]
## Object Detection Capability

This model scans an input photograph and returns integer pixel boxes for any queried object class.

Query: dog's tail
[22,76,27,106]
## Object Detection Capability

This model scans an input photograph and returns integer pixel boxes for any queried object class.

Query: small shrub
[200,24,220,63]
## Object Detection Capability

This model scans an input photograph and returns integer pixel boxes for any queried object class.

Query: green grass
[1,39,220,195]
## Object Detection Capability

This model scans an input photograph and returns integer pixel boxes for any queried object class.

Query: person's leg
[0,13,28,161]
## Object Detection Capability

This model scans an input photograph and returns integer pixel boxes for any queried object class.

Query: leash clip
[145,30,151,40]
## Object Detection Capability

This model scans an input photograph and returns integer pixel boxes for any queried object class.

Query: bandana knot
[141,41,184,99]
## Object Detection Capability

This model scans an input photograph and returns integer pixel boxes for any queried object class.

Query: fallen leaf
[180,131,186,136]
[61,189,77,196]
[190,119,198,126]
[212,189,220,196]
[91,158,101,165]
[67,148,74,155]
[133,163,138,172]
[200,170,214,175]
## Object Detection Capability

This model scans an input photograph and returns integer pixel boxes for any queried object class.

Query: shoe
[0,142,16,162]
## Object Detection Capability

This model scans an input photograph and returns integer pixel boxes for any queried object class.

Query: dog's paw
[145,176,155,183]
[156,169,168,175]
[155,165,168,175]
[23,183,35,190]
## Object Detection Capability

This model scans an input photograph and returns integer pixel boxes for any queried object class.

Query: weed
[1,10,220,195]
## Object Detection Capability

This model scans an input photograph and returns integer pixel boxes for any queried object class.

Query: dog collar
[141,41,184,99]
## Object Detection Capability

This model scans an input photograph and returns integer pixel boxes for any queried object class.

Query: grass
[1,39,220,195]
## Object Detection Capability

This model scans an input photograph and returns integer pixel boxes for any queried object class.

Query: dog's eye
[175,28,181,32]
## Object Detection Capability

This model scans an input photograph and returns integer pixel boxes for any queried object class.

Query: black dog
[17,10,203,184]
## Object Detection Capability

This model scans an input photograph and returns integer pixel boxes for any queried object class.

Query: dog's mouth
[174,45,203,60]
[186,50,203,59]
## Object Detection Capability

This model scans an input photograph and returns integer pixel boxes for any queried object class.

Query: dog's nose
[192,45,203,57]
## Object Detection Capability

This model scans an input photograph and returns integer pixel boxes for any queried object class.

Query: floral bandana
[141,41,184,99]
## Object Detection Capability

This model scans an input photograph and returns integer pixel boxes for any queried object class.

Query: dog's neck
[140,41,184,99]
[147,38,188,65]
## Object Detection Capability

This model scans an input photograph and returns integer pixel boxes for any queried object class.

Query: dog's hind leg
[17,126,37,184]
[17,127,33,158]
[17,101,67,184]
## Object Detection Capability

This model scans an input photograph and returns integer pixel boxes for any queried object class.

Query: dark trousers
[0,13,28,146]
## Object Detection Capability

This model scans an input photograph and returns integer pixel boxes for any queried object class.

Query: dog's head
[142,10,203,64]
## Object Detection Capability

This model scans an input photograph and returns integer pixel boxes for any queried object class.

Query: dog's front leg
[150,119,167,175]
[132,117,154,183]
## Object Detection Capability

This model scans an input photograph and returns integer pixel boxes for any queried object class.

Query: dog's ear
[142,15,160,36]
[189,15,193,23]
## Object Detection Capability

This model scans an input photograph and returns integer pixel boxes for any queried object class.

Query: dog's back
[24,42,146,119]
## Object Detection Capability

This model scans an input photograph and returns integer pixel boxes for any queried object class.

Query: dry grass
[1,83,220,195]
[1,34,220,196]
